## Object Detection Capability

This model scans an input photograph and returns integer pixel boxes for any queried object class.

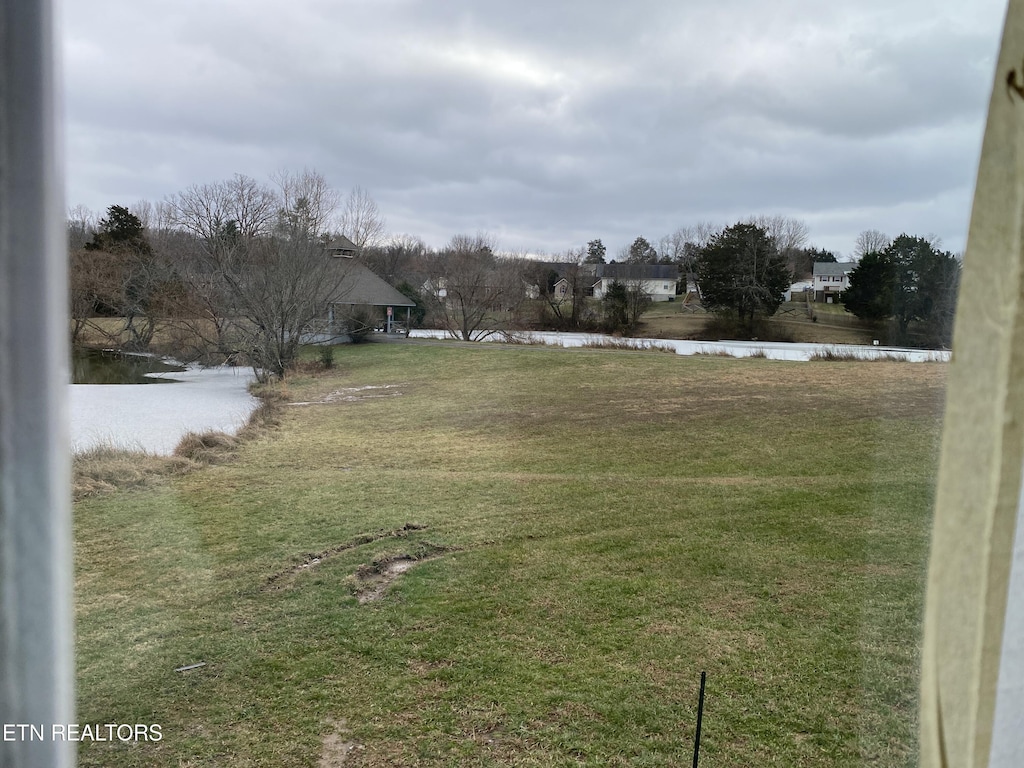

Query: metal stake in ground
[692,670,706,768]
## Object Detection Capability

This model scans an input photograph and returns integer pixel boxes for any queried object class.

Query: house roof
[331,258,415,307]
[812,261,856,277]
[597,263,678,280]
[326,234,359,253]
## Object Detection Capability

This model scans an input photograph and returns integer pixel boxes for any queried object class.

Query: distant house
[421,277,447,300]
[550,276,578,299]
[534,262,678,302]
[592,263,678,302]
[812,261,856,303]
[785,281,813,302]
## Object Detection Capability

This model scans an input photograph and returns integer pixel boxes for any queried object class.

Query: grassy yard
[74,343,947,766]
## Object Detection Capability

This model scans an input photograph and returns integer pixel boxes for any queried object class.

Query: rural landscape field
[73,342,947,767]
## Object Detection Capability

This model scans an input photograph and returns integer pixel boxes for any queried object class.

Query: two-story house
[812,261,856,302]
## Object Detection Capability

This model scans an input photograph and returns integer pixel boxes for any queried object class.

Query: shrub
[318,345,335,369]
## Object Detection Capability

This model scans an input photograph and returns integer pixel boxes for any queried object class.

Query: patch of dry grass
[580,337,674,352]
[72,445,193,499]
[809,348,910,362]
[172,430,241,463]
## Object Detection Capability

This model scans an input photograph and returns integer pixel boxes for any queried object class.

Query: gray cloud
[63,0,1007,257]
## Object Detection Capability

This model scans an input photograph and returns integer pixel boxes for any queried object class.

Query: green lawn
[73,343,947,766]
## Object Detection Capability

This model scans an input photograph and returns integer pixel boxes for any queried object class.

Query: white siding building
[812,261,856,302]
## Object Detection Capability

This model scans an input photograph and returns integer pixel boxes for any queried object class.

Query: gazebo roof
[333,260,415,307]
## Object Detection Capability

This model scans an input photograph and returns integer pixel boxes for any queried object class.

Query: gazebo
[325,241,416,336]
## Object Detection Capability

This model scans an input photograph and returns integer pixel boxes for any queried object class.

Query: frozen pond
[408,329,950,363]
[70,365,259,455]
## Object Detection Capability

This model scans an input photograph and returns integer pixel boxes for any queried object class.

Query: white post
[0,1,76,767]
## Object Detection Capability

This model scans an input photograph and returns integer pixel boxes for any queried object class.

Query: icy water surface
[72,348,186,384]
[70,364,258,455]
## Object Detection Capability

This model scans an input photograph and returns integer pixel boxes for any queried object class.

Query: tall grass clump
[73,444,192,499]
[581,337,671,352]
[809,347,910,362]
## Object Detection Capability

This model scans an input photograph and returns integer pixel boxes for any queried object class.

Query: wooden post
[920,3,1024,765]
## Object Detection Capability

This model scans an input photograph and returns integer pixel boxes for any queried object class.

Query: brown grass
[72,445,193,499]
[172,430,241,463]
[580,337,673,352]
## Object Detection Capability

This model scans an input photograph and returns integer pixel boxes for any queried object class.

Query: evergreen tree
[843,234,961,345]
[841,252,895,322]
[626,236,658,264]
[584,239,606,264]
[602,281,629,331]
[696,222,790,333]
[84,205,151,255]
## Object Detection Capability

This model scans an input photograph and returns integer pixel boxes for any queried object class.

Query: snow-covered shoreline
[70,365,258,455]
[408,329,950,363]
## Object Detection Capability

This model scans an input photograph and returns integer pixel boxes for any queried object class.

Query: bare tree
[425,234,525,341]
[746,214,809,278]
[69,247,116,344]
[67,204,96,250]
[164,174,353,377]
[746,215,809,253]
[130,198,182,255]
[209,234,353,378]
[271,167,341,237]
[660,223,722,294]
[688,221,724,249]
[75,204,178,351]
[165,176,281,360]
[339,186,386,249]
[853,229,890,260]
[168,174,278,240]
[361,233,427,285]
[529,247,595,330]
[658,230,688,265]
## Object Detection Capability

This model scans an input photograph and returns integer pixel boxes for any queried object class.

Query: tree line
[69,172,962,380]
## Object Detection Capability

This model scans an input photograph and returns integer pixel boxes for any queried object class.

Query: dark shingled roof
[330,258,415,307]
[812,261,856,277]
[597,263,678,280]
[326,234,359,254]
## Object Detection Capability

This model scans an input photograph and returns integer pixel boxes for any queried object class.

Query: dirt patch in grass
[354,556,424,604]
[351,541,456,603]
[263,523,429,591]
[290,383,406,406]
[318,719,362,767]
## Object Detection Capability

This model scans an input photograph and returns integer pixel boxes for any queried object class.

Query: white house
[544,263,679,302]
[591,263,679,302]
[812,261,856,303]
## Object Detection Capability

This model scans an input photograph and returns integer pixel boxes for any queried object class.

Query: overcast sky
[62,0,1008,259]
